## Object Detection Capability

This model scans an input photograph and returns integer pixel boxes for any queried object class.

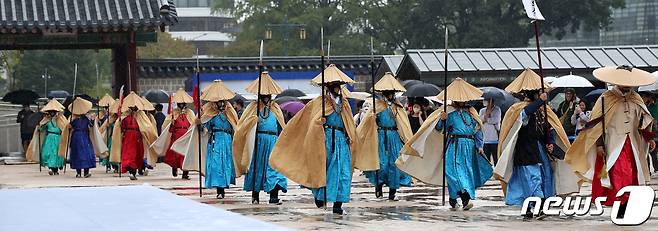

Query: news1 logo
[521,186,655,225]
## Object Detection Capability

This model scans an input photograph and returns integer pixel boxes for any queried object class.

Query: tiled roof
[0,0,178,33]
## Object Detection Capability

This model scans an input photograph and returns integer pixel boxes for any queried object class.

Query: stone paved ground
[1,163,657,230]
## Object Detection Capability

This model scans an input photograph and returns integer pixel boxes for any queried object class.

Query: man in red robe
[152,89,196,179]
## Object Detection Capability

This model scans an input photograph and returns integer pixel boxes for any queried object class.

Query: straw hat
[140,96,155,111]
[171,88,194,104]
[121,92,144,112]
[68,97,93,115]
[201,80,236,102]
[41,99,65,112]
[505,68,552,93]
[98,94,115,107]
[245,71,284,95]
[374,72,406,92]
[593,65,656,87]
[311,64,355,85]
[436,78,483,102]
[108,99,121,114]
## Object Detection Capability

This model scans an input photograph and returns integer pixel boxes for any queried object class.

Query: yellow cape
[494,101,579,195]
[173,102,239,174]
[356,99,413,171]
[58,114,108,158]
[232,101,286,177]
[151,108,196,157]
[109,111,158,166]
[565,90,649,182]
[395,106,481,185]
[26,114,67,162]
[269,95,369,188]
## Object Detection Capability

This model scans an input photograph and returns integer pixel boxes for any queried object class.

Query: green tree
[14,50,112,98]
[212,0,624,55]
[138,32,196,58]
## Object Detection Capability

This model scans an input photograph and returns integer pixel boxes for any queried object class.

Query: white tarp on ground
[0,185,289,231]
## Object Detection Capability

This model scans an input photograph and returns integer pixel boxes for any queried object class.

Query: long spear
[196,48,203,197]
[321,27,327,209]
[441,27,448,206]
[250,40,265,201]
[64,63,78,174]
[369,36,379,196]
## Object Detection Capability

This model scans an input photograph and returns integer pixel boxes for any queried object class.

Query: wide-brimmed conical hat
[505,68,551,93]
[374,72,406,92]
[172,88,194,104]
[436,78,483,102]
[201,80,236,102]
[245,71,284,95]
[311,64,355,85]
[593,65,656,87]
[140,96,155,111]
[41,99,65,112]
[98,94,115,107]
[68,97,93,115]
[121,92,144,111]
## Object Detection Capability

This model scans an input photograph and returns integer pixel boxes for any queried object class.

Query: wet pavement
[1,163,657,230]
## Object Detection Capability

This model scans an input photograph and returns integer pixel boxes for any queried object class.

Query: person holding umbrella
[357,73,413,201]
[110,92,158,180]
[494,69,579,219]
[566,66,657,219]
[269,64,374,215]
[172,80,239,199]
[59,97,107,178]
[556,88,578,137]
[26,99,67,175]
[18,103,35,153]
[233,72,288,204]
[397,78,492,211]
[152,89,196,179]
[479,98,502,165]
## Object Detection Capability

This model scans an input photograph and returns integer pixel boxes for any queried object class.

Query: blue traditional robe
[204,114,236,188]
[244,108,288,193]
[365,108,411,189]
[311,109,352,203]
[435,109,492,200]
[69,117,96,170]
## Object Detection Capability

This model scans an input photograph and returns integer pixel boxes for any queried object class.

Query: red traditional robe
[121,115,144,172]
[592,136,638,206]
[164,114,191,169]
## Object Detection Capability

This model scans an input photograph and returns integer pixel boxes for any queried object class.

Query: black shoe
[460,192,472,210]
[129,174,138,180]
[48,170,54,176]
[375,184,383,198]
[523,211,534,220]
[138,169,144,176]
[75,174,82,178]
[216,188,225,199]
[388,189,398,201]
[84,173,92,178]
[182,171,190,180]
[172,168,178,177]
[314,199,325,208]
[449,198,458,211]
[269,188,281,205]
[333,202,344,215]
[54,171,59,175]
[251,191,260,204]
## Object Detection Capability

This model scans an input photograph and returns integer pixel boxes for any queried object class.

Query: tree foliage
[212,0,625,56]
[138,32,196,59]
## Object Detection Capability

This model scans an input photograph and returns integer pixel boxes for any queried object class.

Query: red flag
[192,85,200,113]
[167,95,172,114]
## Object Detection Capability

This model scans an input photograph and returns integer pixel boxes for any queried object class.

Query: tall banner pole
[370,36,379,194]
[196,49,203,197]
[250,41,265,202]
[321,27,327,209]
[442,27,448,206]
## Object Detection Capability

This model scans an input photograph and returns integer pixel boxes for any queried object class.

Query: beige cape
[493,101,580,195]
[356,99,413,171]
[26,114,68,162]
[269,95,373,188]
[395,106,481,185]
[151,108,196,157]
[232,101,286,177]
[57,114,108,158]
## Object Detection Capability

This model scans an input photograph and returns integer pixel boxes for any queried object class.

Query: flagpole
[442,27,448,207]
[369,36,380,197]
[64,63,79,174]
[195,48,203,197]
[250,40,265,203]
[533,20,549,141]
[320,27,327,210]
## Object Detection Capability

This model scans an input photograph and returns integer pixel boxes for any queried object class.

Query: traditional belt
[212,128,232,134]
[378,126,397,131]
[123,128,140,132]
[449,134,474,140]
[172,126,188,129]
[257,130,277,136]
[47,131,61,135]
[324,125,345,133]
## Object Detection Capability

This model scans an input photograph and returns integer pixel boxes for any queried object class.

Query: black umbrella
[274,96,301,104]
[402,80,423,89]
[24,112,44,135]
[47,90,70,99]
[583,89,606,104]
[2,89,40,105]
[142,90,169,103]
[62,94,98,108]
[403,83,441,97]
[480,87,506,102]
[276,89,306,98]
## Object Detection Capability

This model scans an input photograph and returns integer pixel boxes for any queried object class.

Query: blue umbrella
[583,89,606,104]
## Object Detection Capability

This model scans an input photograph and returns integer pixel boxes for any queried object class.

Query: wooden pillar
[111,32,138,97]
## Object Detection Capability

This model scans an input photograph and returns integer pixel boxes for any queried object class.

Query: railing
[0,122,22,154]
